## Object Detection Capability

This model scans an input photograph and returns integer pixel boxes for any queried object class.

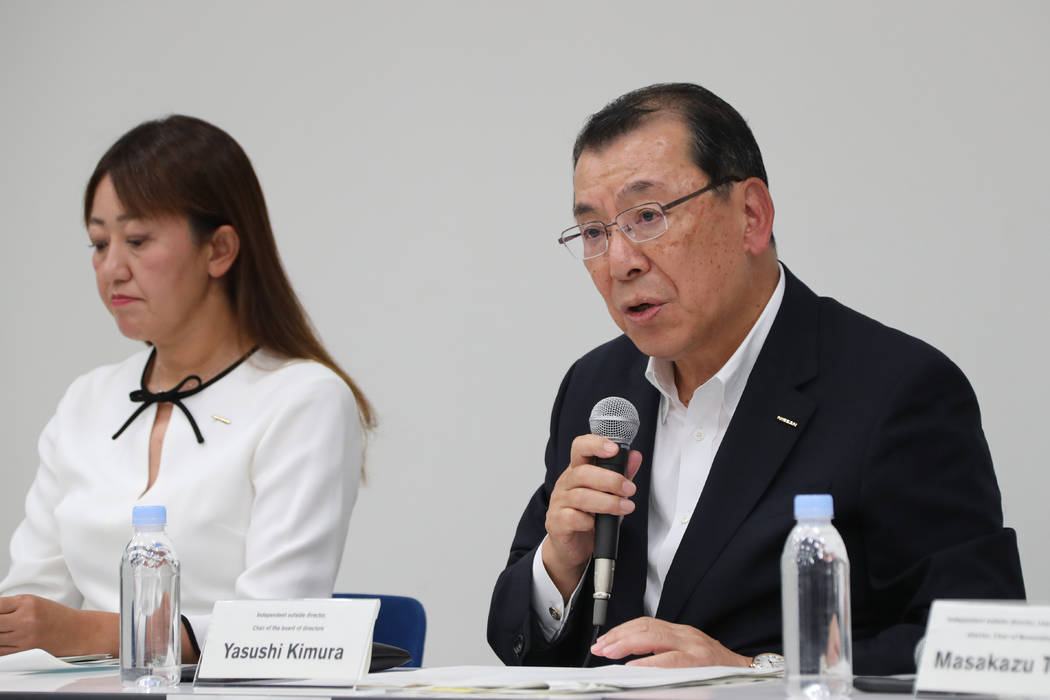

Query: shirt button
[548,606,562,621]
[693,429,705,441]
[680,515,690,524]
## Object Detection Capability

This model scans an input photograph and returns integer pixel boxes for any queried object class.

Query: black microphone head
[589,397,640,448]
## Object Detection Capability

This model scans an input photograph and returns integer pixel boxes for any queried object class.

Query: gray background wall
[1,0,1046,666]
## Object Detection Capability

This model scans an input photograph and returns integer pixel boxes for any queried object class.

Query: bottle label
[196,599,379,685]
[916,600,1050,696]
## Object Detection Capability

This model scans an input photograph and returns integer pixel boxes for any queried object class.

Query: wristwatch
[750,653,785,670]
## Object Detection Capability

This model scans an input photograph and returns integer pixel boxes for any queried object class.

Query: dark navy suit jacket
[488,267,1025,674]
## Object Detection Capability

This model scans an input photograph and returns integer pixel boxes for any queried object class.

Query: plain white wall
[1,0,1047,666]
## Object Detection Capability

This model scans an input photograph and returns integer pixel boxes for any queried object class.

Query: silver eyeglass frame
[557,178,742,260]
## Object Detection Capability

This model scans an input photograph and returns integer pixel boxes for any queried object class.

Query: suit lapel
[656,268,820,622]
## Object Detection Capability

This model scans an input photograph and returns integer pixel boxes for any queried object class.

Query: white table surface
[0,667,911,699]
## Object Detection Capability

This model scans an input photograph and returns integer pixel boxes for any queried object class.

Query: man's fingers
[545,435,644,592]
[592,617,666,658]
[592,633,659,660]
[568,434,619,467]
[626,651,691,667]
[558,463,636,498]
[625,450,642,480]
[593,617,751,668]
[591,617,744,668]
[546,504,598,536]
[561,483,635,517]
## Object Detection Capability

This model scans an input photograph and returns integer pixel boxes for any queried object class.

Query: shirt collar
[644,262,787,423]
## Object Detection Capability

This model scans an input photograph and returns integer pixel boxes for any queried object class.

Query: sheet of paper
[0,668,122,695]
[359,664,779,692]
[0,648,116,673]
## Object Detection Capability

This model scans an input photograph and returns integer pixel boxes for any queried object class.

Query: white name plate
[196,598,379,685]
[916,600,1050,696]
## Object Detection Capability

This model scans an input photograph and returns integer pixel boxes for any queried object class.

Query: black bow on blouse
[112,347,258,444]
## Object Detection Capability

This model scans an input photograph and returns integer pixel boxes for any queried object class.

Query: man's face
[573,116,770,369]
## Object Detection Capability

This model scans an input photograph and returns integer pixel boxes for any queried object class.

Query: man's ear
[739,178,775,255]
[206,225,240,278]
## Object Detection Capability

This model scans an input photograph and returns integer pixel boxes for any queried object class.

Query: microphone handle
[593,444,629,560]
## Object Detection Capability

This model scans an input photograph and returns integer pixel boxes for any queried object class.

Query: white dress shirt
[532,264,785,639]
[0,348,362,647]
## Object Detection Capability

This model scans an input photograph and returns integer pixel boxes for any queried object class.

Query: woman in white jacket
[0,115,374,661]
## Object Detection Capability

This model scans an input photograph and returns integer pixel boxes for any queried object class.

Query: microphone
[588,397,640,628]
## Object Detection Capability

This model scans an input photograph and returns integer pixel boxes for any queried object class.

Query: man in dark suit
[487,83,1025,675]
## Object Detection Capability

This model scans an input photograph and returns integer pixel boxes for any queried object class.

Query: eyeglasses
[557,178,741,260]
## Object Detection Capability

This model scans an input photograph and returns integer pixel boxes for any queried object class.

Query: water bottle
[781,494,852,698]
[120,505,181,688]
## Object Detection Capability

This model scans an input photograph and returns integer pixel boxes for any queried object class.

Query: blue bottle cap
[794,494,833,519]
[132,505,167,526]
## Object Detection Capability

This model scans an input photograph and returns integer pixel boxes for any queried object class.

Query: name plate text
[196,598,379,685]
[916,600,1050,696]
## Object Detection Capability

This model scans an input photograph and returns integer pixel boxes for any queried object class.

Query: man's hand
[0,594,118,657]
[542,435,642,601]
[590,617,752,667]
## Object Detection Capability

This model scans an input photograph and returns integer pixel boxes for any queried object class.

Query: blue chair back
[334,593,426,667]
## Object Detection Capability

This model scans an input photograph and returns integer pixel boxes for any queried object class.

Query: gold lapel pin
[776,415,799,428]
[211,415,231,424]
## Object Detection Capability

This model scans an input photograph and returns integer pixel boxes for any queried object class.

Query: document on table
[359,664,780,693]
[0,649,116,673]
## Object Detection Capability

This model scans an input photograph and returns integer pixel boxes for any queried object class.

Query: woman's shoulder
[61,347,154,402]
[237,349,355,402]
[228,351,362,432]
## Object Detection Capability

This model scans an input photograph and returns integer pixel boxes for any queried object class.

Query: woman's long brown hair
[84,115,375,435]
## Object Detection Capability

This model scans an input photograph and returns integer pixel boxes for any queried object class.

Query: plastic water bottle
[120,505,181,688]
[781,494,852,698]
